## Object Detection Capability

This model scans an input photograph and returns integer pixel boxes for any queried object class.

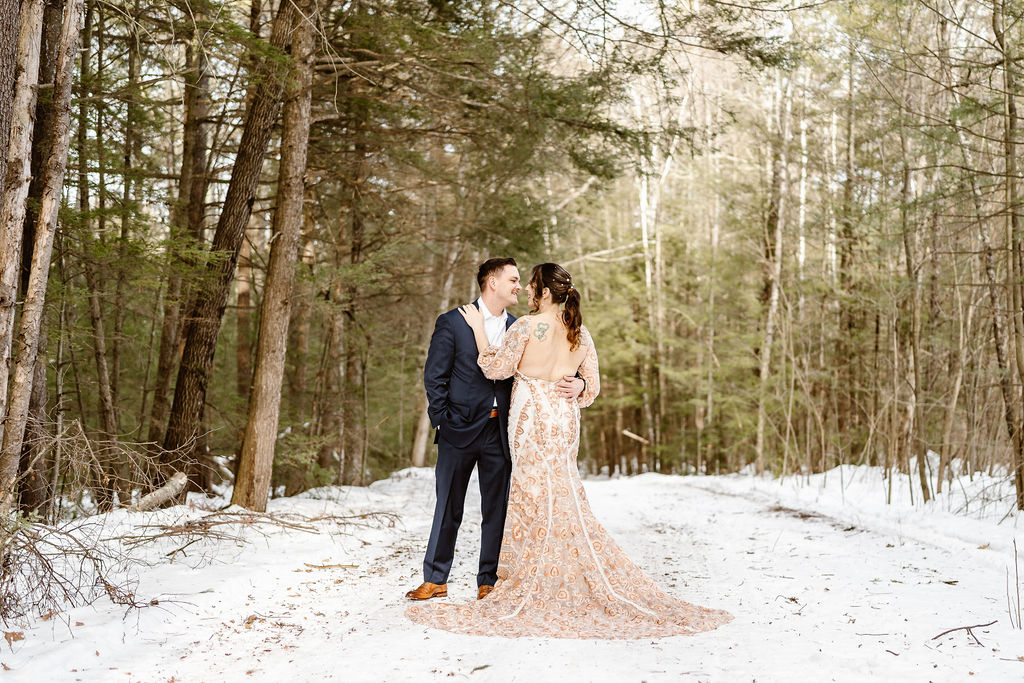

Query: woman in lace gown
[406,263,732,639]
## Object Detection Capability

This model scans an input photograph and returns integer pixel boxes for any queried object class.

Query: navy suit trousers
[422,418,511,587]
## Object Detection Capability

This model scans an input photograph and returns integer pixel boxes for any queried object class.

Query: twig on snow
[931,620,997,646]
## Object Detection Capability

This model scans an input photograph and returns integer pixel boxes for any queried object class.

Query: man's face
[492,265,521,308]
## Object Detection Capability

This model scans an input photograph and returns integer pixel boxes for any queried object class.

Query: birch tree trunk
[0,0,84,512]
[233,0,315,511]
[161,0,298,480]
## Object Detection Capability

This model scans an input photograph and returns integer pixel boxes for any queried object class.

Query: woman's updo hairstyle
[528,262,583,351]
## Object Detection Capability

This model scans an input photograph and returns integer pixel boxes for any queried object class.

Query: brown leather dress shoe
[477,584,494,600]
[405,582,447,600]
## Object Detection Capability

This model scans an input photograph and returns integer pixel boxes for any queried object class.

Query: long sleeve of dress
[478,317,531,380]
[576,326,600,408]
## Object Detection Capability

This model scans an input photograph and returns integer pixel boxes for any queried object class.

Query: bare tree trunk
[0,0,45,436]
[343,347,365,485]
[836,39,857,464]
[147,36,209,447]
[287,219,314,406]
[0,0,84,512]
[111,0,139,420]
[233,0,315,511]
[340,139,368,485]
[48,290,66,520]
[993,0,1024,510]
[410,247,460,467]
[755,73,791,475]
[83,260,122,509]
[18,326,49,513]
[0,0,22,199]
[314,296,344,479]
[15,0,65,512]
[899,126,931,503]
[944,66,1020,496]
[22,0,64,292]
[938,262,973,493]
[635,167,658,453]
[236,224,253,397]
[161,0,299,481]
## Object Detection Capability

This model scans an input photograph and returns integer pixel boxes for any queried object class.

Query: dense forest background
[3,0,1024,520]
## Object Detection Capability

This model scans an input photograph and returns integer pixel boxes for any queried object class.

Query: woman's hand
[458,304,485,331]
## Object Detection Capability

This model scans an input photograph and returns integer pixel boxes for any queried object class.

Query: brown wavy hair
[528,263,582,351]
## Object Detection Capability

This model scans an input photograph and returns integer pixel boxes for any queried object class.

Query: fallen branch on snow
[131,472,188,511]
[0,516,143,623]
[108,510,399,553]
[931,620,997,646]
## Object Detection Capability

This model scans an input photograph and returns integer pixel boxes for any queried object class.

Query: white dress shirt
[477,297,508,407]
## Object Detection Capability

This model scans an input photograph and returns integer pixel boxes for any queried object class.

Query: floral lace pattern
[406,323,732,638]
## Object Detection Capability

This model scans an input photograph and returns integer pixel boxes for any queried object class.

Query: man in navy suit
[406,258,583,601]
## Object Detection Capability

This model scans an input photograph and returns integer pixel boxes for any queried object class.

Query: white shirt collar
[476,297,506,321]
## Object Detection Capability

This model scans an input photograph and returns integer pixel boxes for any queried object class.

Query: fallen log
[132,472,187,511]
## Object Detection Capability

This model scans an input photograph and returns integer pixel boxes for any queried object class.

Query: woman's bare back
[516,313,587,381]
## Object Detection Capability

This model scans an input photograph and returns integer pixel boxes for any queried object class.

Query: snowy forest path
[2,469,1022,682]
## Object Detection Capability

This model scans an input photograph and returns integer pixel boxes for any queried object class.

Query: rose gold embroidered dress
[407,319,732,638]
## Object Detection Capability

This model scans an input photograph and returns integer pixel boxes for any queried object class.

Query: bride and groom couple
[405,258,731,638]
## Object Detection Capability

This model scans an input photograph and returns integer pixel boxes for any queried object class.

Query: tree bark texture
[147,38,209,447]
[900,128,931,504]
[236,226,252,398]
[0,0,22,200]
[83,259,123,509]
[132,471,186,511]
[755,74,790,476]
[993,0,1024,510]
[161,0,299,478]
[0,0,84,512]
[233,0,315,511]
[22,0,65,299]
[17,326,49,513]
[17,0,65,513]
[0,0,45,440]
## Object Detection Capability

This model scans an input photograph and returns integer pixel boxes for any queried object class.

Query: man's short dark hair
[477,257,517,290]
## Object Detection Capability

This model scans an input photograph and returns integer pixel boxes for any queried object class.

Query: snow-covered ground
[3,464,1024,682]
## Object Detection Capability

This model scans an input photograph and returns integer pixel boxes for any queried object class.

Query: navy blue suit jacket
[424,304,516,457]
